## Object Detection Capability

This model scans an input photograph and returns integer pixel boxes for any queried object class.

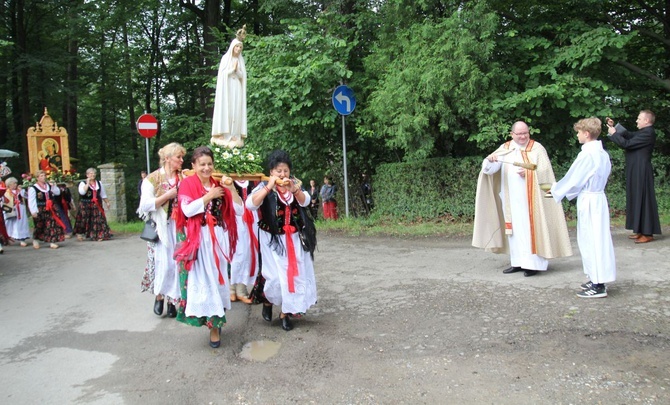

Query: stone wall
[98,163,127,223]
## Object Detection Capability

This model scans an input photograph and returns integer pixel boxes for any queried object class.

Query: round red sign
[137,114,159,138]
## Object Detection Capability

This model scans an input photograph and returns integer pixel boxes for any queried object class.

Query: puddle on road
[240,340,281,362]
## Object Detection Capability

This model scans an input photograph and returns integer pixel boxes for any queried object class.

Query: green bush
[373,152,669,222]
[373,156,481,221]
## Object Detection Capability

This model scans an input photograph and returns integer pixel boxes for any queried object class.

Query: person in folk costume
[472,121,572,276]
[0,179,8,253]
[246,150,317,332]
[606,111,662,244]
[27,170,66,249]
[210,25,247,149]
[3,177,32,247]
[173,146,242,348]
[320,176,338,220]
[53,183,74,238]
[229,179,260,304]
[74,168,112,241]
[551,117,616,298]
[138,142,185,318]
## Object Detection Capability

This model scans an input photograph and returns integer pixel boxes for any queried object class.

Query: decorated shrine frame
[26,108,71,175]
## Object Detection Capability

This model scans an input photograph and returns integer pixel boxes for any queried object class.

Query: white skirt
[153,220,181,300]
[230,213,259,286]
[259,230,317,314]
[183,225,232,318]
[4,204,31,239]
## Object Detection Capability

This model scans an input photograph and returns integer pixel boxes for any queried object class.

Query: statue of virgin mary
[211,26,247,148]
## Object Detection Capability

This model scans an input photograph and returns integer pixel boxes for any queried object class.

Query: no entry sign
[137,113,159,138]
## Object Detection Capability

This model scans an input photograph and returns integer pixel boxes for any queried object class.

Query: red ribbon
[205,212,225,285]
[90,181,106,218]
[278,189,299,293]
[11,190,21,220]
[241,188,258,277]
[45,197,66,230]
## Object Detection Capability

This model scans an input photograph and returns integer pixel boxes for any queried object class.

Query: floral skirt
[33,207,65,243]
[140,242,156,292]
[141,241,179,303]
[176,266,226,329]
[74,201,112,240]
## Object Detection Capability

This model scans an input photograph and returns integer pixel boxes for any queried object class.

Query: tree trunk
[15,0,31,169]
[64,37,79,159]
[123,22,138,161]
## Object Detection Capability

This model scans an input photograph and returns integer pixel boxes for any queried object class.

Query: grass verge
[108,213,669,239]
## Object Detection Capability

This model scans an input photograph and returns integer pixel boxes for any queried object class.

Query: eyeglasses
[513,131,529,136]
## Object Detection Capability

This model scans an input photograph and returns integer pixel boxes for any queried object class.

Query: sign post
[332,85,356,218]
[136,113,159,173]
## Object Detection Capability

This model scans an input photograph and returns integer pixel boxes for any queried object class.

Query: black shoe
[503,266,522,274]
[153,297,164,316]
[577,284,607,298]
[166,303,177,318]
[281,315,293,331]
[209,327,221,348]
[524,270,539,277]
[262,304,272,322]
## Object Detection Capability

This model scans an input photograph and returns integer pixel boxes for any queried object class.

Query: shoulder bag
[140,218,159,242]
[2,204,17,219]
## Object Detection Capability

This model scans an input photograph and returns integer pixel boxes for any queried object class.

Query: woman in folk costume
[210,26,247,148]
[246,150,317,332]
[0,179,8,253]
[74,168,112,241]
[3,177,32,247]
[173,146,242,348]
[229,179,260,304]
[28,170,65,249]
[53,183,74,238]
[138,142,185,317]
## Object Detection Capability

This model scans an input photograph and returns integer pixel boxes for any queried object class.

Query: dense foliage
[371,149,669,222]
[0,0,669,220]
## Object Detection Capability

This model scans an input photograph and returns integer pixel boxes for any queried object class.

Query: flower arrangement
[46,168,79,184]
[211,144,263,175]
[21,173,35,188]
[21,169,79,187]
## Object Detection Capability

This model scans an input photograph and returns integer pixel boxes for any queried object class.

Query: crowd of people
[1,167,113,252]
[137,144,318,348]
[0,111,663,350]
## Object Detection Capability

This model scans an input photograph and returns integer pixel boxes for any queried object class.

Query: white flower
[223,152,231,159]
[232,148,240,155]
[247,153,255,161]
[215,148,221,153]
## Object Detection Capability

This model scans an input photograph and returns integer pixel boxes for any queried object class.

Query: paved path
[0,228,668,404]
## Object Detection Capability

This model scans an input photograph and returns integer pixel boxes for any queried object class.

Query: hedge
[372,152,669,222]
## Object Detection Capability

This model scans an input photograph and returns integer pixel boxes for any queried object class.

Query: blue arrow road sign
[332,85,356,116]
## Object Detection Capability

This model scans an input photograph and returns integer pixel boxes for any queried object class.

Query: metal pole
[342,114,349,217]
[145,138,151,173]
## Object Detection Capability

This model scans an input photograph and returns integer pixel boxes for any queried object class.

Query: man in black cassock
[606,110,662,243]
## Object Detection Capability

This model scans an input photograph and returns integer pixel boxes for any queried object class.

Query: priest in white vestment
[472,121,572,277]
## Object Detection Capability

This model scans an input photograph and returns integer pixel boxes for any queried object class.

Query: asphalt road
[0,227,668,404]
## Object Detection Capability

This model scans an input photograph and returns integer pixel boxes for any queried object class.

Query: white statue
[211,26,247,148]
